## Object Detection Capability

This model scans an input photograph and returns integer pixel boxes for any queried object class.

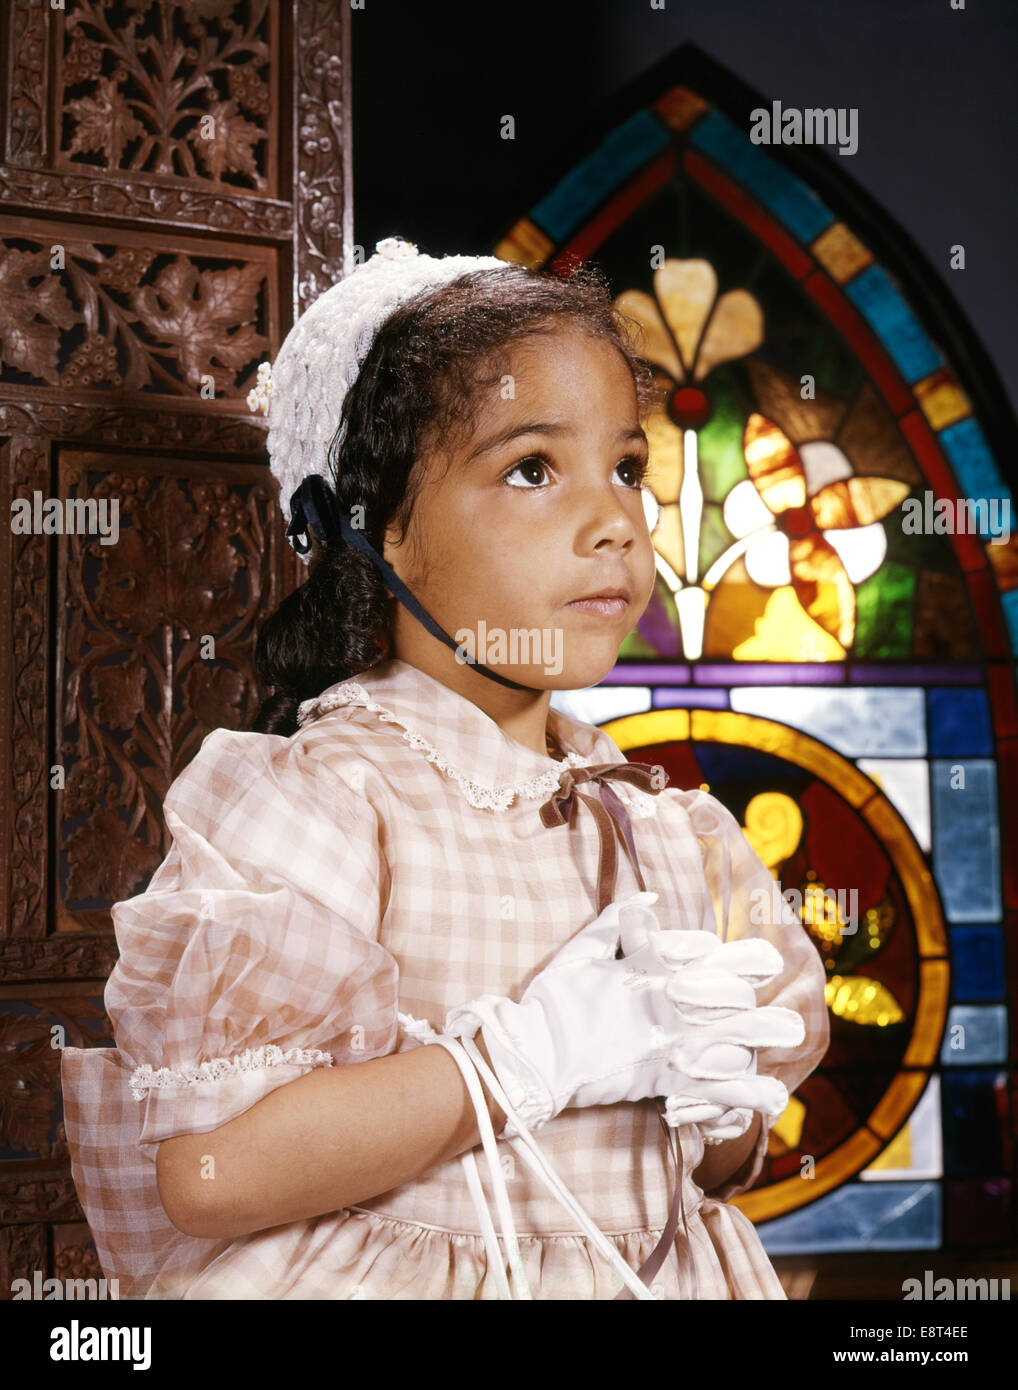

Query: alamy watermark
[901,491,1011,545]
[455,621,563,676]
[901,1270,1009,1300]
[11,1271,119,1299]
[10,490,119,546]
[750,101,858,156]
[751,884,859,934]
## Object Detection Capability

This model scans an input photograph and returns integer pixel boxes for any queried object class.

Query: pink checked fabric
[61,658,829,1300]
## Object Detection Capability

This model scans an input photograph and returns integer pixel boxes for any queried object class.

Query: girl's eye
[503,455,551,488]
[616,455,650,489]
[501,453,651,489]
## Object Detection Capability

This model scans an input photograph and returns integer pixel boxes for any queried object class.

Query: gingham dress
[62,657,830,1300]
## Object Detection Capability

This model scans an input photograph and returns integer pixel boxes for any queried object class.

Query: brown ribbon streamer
[538,760,688,1297]
[538,762,664,918]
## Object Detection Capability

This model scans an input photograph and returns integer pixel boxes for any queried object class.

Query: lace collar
[295,658,633,812]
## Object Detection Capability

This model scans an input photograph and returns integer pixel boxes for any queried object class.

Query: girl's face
[383,326,658,692]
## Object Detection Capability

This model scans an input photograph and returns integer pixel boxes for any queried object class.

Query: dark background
[350,0,1018,418]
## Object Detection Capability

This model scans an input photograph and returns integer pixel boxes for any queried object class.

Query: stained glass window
[498,56,1018,1254]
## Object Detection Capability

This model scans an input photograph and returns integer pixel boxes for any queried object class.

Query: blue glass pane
[940,1006,1008,1065]
[530,110,671,241]
[927,688,993,756]
[756,1181,939,1253]
[845,266,943,382]
[942,1070,1006,1177]
[931,760,1001,921]
[689,110,835,241]
[730,686,924,755]
[939,418,1012,507]
[1001,594,1018,656]
[692,741,810,790]
[949,926,1006,1000]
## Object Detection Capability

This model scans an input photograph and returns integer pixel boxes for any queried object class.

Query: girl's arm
[691,1113,763,1196]
[156,1035,506,1239]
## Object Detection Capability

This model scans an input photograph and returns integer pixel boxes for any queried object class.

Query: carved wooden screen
[0,0,352,1294]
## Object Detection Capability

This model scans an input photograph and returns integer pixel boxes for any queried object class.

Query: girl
[62,237,829,1300]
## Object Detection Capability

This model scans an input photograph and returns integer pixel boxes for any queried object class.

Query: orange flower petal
[810,477,912,529]
[788,533,856,646]
[744,414,806,513]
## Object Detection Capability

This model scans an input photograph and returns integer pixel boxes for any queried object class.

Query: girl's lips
[565,596,629,617]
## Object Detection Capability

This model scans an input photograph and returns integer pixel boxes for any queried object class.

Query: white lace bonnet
[246,235,507,557]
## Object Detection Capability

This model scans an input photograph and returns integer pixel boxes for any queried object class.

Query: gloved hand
[613,913,805,1142]
[443,891,803,1140]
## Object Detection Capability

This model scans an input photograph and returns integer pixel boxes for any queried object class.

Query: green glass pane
[698,366,748,503]
[699,502,733,574]
[881,495,964,573]
[854,562,916,658]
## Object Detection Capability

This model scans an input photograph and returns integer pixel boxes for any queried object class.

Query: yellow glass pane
[868,1071,927,1141]
[493,218,553,269]
[644,407,684,504]
[651,501,685,581]
[914,368,972,431]
[701,556,771,656]
[903,962,951,1066]
[986,531,1018,594]
[653,259,716,373]
[811,222,873,283]
[694,289,764,380]
[613,288,683,379]
[732,585,847,661]
[652,85,711,133]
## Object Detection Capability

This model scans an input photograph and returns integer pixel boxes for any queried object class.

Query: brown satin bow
[539,761,665,918]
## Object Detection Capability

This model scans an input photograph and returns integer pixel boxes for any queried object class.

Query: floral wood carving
[6,437,50,942]
[0,235,270,397]
[0,400,269,451]
[54,1229,107,1284]
[60,0,274,194]
[0,1000,111,1161]
[57,462,280,919]
[5,0,47,167]
[294,0,350,299]
[0,936,119,982]
[0,1177,82,1225]
[0,1223,47,1294]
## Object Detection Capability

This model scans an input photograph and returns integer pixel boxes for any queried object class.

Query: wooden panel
[0,0,352,1295]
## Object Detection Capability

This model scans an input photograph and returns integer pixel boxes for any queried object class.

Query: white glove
[616,914,805,1141]
[443,891,802,1140]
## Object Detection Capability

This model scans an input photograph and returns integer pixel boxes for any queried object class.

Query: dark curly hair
[250,259,657,737]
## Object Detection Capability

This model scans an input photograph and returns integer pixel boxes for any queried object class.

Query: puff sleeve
[677,789,830,1203]
[105,727,399,1162]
